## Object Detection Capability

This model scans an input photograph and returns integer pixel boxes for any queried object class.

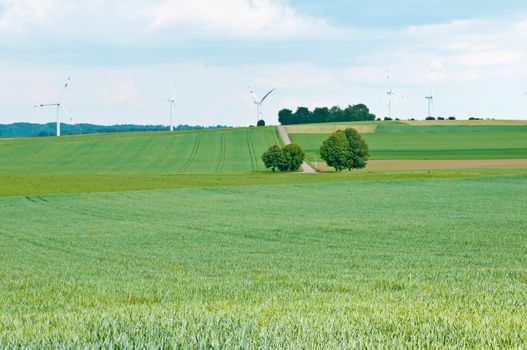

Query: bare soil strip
[315,159,527,171]
[277,126,316,173]
[402,120,527,126]
[285,124,377,134]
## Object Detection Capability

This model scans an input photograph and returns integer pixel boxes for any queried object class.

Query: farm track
[127,136,155,164]
[153,134,178,170]
[277,125,316,173]
[215,132,227,172]
[179,134,202,173]
[246,129,257,171]
[23,194,133,222]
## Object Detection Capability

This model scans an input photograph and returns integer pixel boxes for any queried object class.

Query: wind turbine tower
[425,95,434,118]
[386,90,395,119]
[248,87,275,124]
[168,84,176,131]
[33,77,73,137]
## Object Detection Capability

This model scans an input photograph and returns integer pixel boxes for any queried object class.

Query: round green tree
[261,145,284,172]
[343,128,369,170]
[320,128,369,171]
[257,119,266,127]
[280,143,305,172]
[319,130,349,171]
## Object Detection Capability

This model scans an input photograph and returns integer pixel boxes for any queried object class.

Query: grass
[0,127,281,174]
[3,169,527,197]
[290,124,527,161]
[1,176,526,348]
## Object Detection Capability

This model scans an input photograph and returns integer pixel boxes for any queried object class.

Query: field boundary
[314,159,527,171]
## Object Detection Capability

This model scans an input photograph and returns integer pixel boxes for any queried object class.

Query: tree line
[0,123,228,138]
[278,104,376,125]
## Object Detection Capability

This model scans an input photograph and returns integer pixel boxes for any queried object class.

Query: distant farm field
[1,177,526,348]
[290,123,527,161]
[0,127,281,174]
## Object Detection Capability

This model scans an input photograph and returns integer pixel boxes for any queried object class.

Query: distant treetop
[0,123,229,138]
[278,104,376,125]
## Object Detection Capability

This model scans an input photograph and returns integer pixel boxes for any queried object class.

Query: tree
[312,107,331,123]
[343,128,369,170]
[320,130,349,171]
[261,144,306,172]
[280,144,305,171]
[257,119,266,127]
[293,107,311,124]
[261,145,284,172]
[278,109,293,125]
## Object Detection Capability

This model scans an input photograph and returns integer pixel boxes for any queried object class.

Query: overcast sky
[1,0,527,126]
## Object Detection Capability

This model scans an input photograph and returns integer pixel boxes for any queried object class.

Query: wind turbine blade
[260,88,275,104]
[248,86,260,104]
[59,104,74,123]
[172,84,177,101]
[34,103,59,107]
[59,76,71,103]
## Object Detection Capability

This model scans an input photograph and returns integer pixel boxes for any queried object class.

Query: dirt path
[277,125,316,173]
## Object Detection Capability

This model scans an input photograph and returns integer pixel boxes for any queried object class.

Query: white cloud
[455,50,523,67]
[147,0,337,38]
[0,0,66,31]
[103,79,141,103]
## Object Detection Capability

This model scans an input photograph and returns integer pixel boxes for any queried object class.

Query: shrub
[437,117,445,120]
[384,117,393,121]
[257,119,265,127]
[425,116,436,120]
[448,116,456,120]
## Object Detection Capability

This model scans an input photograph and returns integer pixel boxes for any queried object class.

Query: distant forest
[278,104,376,125]
[0,123,228,138]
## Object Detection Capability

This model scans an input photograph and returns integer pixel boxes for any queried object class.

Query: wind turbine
[386,90,395,119]
[385,71,405,119]
[386,89,407,119]
[168,84,176,131]
[248,86,275,123]
[33,77,73,137]
[425,95,434,118]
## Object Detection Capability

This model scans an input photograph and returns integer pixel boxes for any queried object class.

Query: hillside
[289,121,527,161]
[0,127,281,174]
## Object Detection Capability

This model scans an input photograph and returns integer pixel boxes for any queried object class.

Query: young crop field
[290,123,527,161]
[0,127,281,174]
[0,176,526,348]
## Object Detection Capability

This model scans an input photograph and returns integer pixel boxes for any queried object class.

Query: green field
[0,127,281,174]
[2,125,527,348]
[290,123,527,161]
[1,177,526,348]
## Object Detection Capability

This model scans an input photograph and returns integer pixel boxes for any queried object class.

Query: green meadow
[1,177,526,348]
[0,127,281,174]
[1,124,526,348]
[290,123,527,161]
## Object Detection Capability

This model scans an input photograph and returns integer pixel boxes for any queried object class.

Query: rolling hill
[0,127,281,174]
[289,121,527,161]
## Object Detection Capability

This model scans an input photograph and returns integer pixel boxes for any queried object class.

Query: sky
[1,0,527,126]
